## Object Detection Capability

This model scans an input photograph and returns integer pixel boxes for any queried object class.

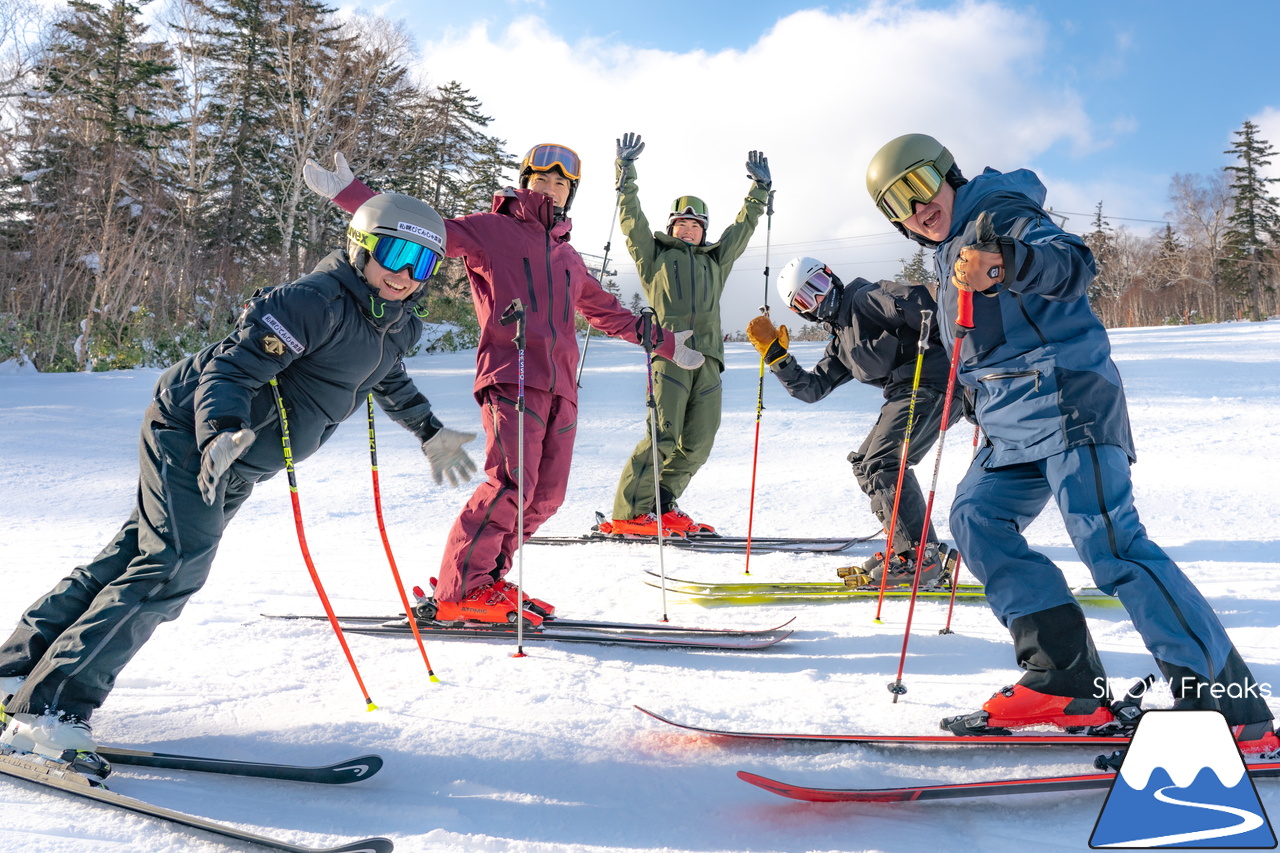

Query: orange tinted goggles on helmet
[523,144,581,181]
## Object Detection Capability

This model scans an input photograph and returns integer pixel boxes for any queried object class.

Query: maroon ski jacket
[333,182,674,401]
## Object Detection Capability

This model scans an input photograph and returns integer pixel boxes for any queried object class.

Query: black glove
[746,150,771,188]
[617,132,645,164]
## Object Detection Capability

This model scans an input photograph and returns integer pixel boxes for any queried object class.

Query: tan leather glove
[746,315,790,365]
[952,211,1008,293]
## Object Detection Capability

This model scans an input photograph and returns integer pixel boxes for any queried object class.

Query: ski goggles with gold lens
[522,144,582,180]
[791,266,836,313]
[876,162,946,222]
[349,230,443,282]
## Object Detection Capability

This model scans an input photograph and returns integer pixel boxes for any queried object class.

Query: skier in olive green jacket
[600,132,771,537]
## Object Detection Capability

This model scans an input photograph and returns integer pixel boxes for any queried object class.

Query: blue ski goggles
[349,230,443,282]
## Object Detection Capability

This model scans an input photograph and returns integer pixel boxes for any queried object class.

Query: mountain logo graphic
[1090,709,1276,848]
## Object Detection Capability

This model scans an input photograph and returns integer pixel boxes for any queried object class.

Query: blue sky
[347,0,1280,330]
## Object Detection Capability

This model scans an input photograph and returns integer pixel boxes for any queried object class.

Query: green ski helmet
[667,195,709,242]
[347,192,447,293]
[866,133,957,223]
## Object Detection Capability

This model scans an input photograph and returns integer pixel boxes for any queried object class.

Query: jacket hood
[491,187,574,243]
[313,249,424,328]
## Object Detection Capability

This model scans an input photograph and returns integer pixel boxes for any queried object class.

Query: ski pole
[575,177,626,387]
[940,422,982,635]
[873,309,933,623]
[499,299,529,656]
[366,395,439,682]
[269,379,378,711]
[638,307,670,622]
[743,189,775,575]
[887,289,973,702]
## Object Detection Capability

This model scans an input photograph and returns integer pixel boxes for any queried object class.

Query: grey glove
[421,427,478,487]
[303,152,355,201]
[672,330,705,370]
[746,150,771,188]
[198,429,256,506]
[616,132,645,164]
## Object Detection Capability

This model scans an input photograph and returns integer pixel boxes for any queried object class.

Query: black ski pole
[743,188,775,576]
[499,299,530,656]
[638,306,670,622]
[888,289,974,702]
[575,174,626,387]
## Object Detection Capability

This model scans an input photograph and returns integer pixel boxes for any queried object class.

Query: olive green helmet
[866,133,956,222]
[346,192,447,288]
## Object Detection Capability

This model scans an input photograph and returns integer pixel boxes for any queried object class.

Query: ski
[646,571,1116,605]
[526,531,879,554]
[634,706,1132,747]
[0,750,393,852]
[265,614,793,651]
[736,761,1280,803]
[98,747,383,784]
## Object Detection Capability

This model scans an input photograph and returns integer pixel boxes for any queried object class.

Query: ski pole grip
[956,289,974,334]
[501,299,526,349]
[638,307,657,354]
[918,309,933,352]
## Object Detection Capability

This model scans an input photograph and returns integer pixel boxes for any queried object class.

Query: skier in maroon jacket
[305,144,704,622]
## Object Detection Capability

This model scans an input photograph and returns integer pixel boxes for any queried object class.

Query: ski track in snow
[1,320,1278,852]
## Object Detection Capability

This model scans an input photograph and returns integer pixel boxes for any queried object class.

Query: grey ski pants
[0,412,254,720]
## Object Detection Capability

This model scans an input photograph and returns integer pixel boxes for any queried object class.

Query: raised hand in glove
[421,427,478,487]
[616,132,645,164]
[746,150,771,188]
[952,211,1011,293]
[303,152,355,201]
[198,429,256,506]
[671,330,705,370]
[746,315,789,365]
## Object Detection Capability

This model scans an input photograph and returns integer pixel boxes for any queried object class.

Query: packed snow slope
[1,319,1278,853]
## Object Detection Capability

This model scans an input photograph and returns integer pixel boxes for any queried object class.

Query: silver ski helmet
[777,256,837,320]
[347,193,447,291]
[519,143,582,212]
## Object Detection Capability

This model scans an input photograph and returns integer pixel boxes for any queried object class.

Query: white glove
[421,427,479,487]
[198,429,256,506]
[672,330,705,369]
[303,152,355,200]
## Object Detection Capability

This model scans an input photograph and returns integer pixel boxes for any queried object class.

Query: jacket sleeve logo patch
[262,314,304,354]
[260,334,287,356]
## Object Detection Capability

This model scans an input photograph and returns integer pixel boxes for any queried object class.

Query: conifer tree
[1222,120,1279,321]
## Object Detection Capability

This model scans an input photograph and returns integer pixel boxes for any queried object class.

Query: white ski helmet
[777,256,837,319]
[346,192,447,291]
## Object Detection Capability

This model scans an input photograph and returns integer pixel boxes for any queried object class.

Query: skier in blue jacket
[865,133,1277,749]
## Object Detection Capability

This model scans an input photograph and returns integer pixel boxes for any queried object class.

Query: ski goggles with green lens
[349,229,443,282]
[876,162,946,222]
[790,266,836,314]
[523,144,582,180]
[668,195,709,225]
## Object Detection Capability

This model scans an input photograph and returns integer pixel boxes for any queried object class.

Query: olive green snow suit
[610,159,769,520]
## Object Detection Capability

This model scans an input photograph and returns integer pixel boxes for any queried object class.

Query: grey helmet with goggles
[346,193,447,292]
[519,143,582,212]
[666,195,709,237]
[777,256,839,321]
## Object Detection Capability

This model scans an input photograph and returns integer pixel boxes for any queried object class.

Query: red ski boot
[493,580,555,618]
[662,508,716,536]
[942,684,1115,734]
[413,581,543,626]
[609,513,687,538]
[1234,723,1280,756]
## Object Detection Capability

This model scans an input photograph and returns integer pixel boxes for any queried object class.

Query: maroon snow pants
[434,384,577,602]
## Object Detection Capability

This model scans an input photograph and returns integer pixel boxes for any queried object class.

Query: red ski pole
[366,395,439,683]
[940,422,982,635]
[270,379,378,711]
[888,288,974,702]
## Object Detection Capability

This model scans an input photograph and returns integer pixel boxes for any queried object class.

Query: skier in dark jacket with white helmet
[746,258,960,584]
[866,132,1277,751]
[0,193,471,761]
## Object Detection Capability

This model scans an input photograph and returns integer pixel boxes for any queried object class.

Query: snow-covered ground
[1,320,1278,853]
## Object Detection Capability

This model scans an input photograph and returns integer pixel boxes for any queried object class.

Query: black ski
[737,761,1280,803]
[265,613,792,651]
[0,750,393,852]
[526,529,879,554]
[98,747,383,784]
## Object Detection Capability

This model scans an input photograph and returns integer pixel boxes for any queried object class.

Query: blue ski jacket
[932,168,1134,467]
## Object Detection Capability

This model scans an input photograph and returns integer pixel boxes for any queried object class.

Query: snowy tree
[1221,120,1280,321]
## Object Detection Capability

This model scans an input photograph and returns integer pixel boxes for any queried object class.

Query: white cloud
[1252,107,1280,183]
[412,2,1100,331]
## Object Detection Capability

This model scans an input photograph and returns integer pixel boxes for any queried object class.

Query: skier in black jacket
[0,193,475,760]
[746,257,960,583]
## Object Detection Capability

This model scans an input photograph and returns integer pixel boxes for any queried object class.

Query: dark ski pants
[0,416,253,720]
[435,385,577,602]
[849,385,958,555]
[611,359,722,521]
[951,442,1271,725]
